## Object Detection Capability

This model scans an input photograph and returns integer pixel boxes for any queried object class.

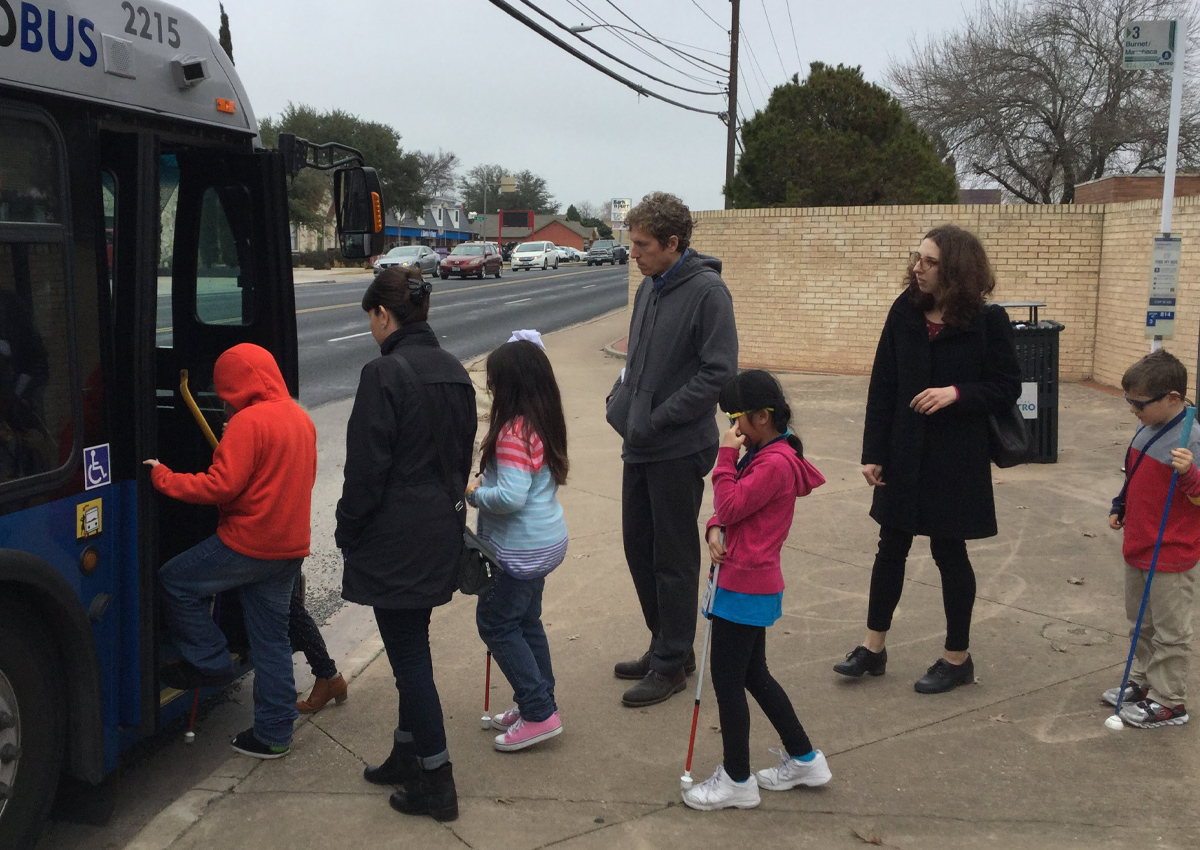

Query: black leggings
[710,616,812,782]
[289,576,338,680]
[866,525,976,652]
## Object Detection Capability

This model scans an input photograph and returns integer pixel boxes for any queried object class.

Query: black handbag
[392,355,500,596]
[987,403,1036,468]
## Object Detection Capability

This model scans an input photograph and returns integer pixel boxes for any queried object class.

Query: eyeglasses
[909,251,940,271]
[727,407,773,425]
[1124,392,1168,411]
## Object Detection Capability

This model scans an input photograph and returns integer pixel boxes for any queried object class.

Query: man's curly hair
[624,192,693,253]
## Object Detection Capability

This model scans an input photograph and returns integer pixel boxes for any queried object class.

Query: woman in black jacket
[834,225,1021,694]
[335,266,476,821]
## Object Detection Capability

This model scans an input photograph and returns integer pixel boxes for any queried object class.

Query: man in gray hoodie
[605,192,738,707]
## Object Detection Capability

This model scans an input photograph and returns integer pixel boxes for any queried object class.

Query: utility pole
[725,0,740,210]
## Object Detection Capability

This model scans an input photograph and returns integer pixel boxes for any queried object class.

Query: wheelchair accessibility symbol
[84,444,111,490]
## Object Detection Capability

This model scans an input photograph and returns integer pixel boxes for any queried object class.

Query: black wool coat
[862,293,1022,540]
[335,323,476,609]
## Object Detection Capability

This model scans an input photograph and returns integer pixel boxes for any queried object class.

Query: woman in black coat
[833,225,1021,694]
[335,266,476,821]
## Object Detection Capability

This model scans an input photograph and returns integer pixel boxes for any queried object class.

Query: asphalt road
[297,262,630,407]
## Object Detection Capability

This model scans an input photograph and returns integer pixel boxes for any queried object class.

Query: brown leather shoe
[621,669,687,707]
[296,674,348,712]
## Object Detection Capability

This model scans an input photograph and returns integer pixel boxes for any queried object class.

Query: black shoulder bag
[984,305,1037,468]
[391,354,500,596]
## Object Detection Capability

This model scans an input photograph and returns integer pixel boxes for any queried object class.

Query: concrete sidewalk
[125,310,1198,850]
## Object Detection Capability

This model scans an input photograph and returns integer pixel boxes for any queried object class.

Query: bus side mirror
[334,167,386,259]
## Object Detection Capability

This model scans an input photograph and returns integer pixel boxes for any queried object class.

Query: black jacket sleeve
[953,306,1022,416]
[862,311,898,466]
[335,360,399,549]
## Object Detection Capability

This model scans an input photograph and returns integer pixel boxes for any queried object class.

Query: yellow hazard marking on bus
[77,499,102,541]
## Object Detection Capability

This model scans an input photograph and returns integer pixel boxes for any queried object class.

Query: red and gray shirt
[1113,415,1200,572]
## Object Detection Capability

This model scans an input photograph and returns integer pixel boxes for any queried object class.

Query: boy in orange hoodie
[145,343,317,758]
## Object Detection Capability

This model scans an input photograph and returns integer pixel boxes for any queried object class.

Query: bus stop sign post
[1124,20,1186,352]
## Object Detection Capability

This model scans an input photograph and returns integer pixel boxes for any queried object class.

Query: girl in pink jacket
[682,370,831,812]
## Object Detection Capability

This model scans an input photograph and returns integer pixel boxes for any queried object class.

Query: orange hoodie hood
[213,343,290,411]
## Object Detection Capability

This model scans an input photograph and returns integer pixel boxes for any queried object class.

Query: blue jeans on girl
[476,571,557,722]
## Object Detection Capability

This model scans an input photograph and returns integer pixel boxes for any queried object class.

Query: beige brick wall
[625,196,1200,389]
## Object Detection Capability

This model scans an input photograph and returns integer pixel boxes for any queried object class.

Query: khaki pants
[1125,564,1196,705]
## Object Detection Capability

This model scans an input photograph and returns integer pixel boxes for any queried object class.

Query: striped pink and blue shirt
[473,417,568,579]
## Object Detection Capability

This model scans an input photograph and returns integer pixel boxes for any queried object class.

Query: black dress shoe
[914,655,974,694]
[614,650,696,680]
[159,660,237,691]
[621,669,687,707]
[833,646,887,678]
[364,740,417,785]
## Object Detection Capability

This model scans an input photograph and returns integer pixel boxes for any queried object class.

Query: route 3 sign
[1124,20,1177,70]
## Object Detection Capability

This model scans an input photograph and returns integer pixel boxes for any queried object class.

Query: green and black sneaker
[231,727,290,759]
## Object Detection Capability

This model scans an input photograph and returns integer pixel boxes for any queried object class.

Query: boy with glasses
[1107,349,1200,727]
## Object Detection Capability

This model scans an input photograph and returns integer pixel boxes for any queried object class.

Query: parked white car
[510,241,560,271]
[558,246,581,262]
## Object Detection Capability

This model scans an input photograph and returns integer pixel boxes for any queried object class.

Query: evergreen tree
[727,63,957,208]
[218,3,234,64]
[566,204,581,221]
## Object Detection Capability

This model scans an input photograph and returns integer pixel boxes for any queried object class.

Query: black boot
[363,739,417,785]
[389,762,458,822]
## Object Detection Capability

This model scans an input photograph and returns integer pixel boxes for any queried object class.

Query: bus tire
[0,602,65,850]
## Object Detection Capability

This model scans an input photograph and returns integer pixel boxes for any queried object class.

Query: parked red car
[439,242,502,279]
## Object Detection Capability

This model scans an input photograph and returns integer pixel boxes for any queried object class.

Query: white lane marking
[581,284,596,289]
[506,298,532,305]
[328,331,372,343]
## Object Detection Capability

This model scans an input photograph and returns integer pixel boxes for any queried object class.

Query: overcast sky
[173,0,983,214]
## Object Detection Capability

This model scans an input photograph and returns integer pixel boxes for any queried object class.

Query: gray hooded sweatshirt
[605,251,738,463]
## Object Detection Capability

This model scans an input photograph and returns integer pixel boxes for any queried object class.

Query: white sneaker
[755,748,832,791]
[490,706,520,731]
[681,765,761,811]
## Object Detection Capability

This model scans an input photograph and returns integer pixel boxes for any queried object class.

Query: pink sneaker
[490,706,521,731]
[493,711,562,752]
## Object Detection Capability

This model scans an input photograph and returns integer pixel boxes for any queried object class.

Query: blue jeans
[159,534,301,747]
[374,607,449,770]
[476,572,556,722]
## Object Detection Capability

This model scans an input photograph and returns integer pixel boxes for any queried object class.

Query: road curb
[120,635,386,850]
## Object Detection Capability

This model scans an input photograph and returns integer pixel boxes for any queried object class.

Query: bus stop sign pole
[1125,20,1186,352]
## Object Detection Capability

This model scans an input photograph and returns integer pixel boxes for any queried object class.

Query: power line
[485,0,724,116]
[599,0,726,78]
[517,0,725,95]
[741,27,773,97]
[783,0,802,71]
[758,0,788,77]
[689,0,725,31]
[564,0,724,84]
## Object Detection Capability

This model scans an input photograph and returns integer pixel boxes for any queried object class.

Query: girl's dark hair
[904,224,995,326]
[717,369,803,458]
[480,341,569,485]
[361,265,431,326]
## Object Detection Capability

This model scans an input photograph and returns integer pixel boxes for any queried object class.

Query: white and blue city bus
[0,3,383,845]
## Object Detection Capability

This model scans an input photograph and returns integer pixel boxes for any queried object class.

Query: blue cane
[1106,405,1197,730]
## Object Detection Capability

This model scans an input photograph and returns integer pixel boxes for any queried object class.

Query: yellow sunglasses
[727,407,773,425]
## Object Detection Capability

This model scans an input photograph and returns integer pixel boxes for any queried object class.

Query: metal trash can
[996,302,1064,463]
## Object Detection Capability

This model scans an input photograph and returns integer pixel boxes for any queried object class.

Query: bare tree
[416,149,460,199]
[575,200,601,221]
[889,0,1200,203]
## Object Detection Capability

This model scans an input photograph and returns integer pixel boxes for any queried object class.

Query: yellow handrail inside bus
[179,369,219,450]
